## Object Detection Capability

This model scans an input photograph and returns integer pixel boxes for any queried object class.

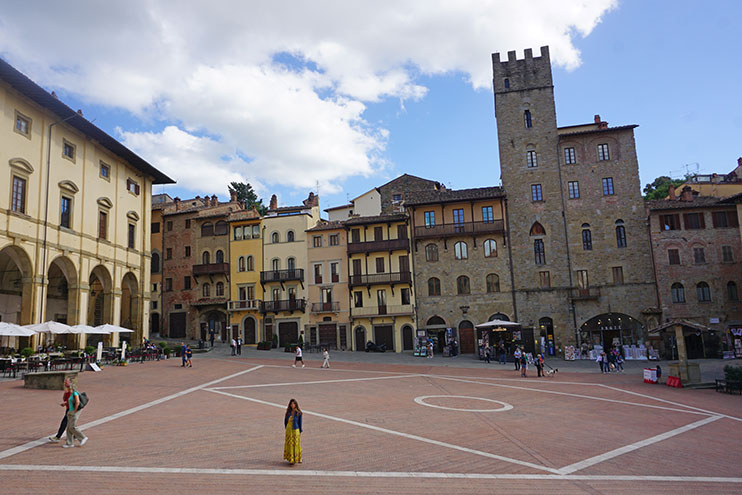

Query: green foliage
[85,346,95,355]
[724,365,742,382]
[643,176,686,200]
[228,182,267,215]
[162,346,171,355]
[257,341,272,350]
[158,341,167,349]
[272,333,278,348]
[21,347,34,358]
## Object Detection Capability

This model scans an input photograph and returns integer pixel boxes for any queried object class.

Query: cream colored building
[0,59,173,349]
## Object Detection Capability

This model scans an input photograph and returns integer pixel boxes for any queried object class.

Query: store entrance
[579,313,644,357]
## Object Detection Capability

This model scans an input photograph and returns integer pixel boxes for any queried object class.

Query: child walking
[283,399,303,465]
[321,348,330,369]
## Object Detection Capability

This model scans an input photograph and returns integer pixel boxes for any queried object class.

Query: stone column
[111,289,122,347]
[674,324,689,382]
[76,285,90,348]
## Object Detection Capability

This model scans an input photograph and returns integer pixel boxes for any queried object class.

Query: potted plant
[272,334,278,349]
[21,347,34,359]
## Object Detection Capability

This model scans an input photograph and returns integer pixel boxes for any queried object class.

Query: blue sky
[1,1,739,213]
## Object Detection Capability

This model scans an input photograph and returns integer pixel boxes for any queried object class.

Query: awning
[475,319,521,330]
[647,319,714,335]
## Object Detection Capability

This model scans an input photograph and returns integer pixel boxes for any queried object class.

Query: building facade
[0,58,173,349]
[228,208,263,343]
[149,193,172,337]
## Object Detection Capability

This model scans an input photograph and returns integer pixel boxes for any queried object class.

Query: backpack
[77,392,89,411]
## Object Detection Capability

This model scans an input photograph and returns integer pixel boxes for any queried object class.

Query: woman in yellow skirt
[283,398,303,465]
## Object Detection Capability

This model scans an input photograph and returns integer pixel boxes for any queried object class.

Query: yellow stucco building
[228,208,263,343]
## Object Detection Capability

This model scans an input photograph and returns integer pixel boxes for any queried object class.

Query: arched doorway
[0,245,33,349]
[426,316,448,354]
[120,272,139,345]
[458,320,474,354]
[46,257,78,348]
[203,310,227,342]
[243,316,257,344]
[354,326,366,351]
[579,313,644,352]
[402,325,414,351]
[538,317,555,356]
[88,265,113,347]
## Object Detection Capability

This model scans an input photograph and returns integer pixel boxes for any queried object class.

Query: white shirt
[296,347,302,358]
[323,351,329,360]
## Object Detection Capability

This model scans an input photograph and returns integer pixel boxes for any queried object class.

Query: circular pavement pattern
[413,395,513,413]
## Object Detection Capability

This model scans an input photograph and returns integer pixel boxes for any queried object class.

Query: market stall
[474,319,534,360]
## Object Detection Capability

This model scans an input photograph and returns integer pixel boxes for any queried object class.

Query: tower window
[504,78,510,88]
[564,147,576,164]
[568,181,580,199]
[534,239,546,265]
[524,110,532,129]
[531,184,543,202]
[526,150,538,168]
[598,143,610,161]
[582,225,592,251]
[602,177,614,196]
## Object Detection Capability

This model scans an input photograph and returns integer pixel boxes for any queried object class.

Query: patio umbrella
[0,322,36,337]
[70,325,110,335]
[475,319,521,329]
[25,321,74,334]
[94,324,134,334]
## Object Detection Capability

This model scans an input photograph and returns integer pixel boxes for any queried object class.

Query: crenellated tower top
[492,46,552,95]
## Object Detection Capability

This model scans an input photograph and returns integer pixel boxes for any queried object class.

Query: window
[530,222,545,236]
[287,231,295,242]
[313,235,322,247]
[247,256,254,271]
[151,253,160,273]
[612,266,624,285]
[167,221,173,231]
[428,277,441,296]
[696,282,711,302]
[728,281,738,301]
[453,209,465,232]
[598,143,610,161]
[504,78,510,88]
[238,257,245,272]
[482,206,494,223]
[201,222,213,237]
[576,270,589,291]
[11,176,26,213]
[375,257,385,273]
[661,214,680,231]
[693,247,706,264]
[216,282,224,297]
[424,211,435,227]
[486,273,500,293]
[215,221,228,236]
[616,220,627,248]
[722,245,734,263]
[539,271,551,288]
[531,184,543,202]
[15,111,30,136]
[314,264,323,284]
[483,239,497,258]
[202,251,210,264]
[271,232,279,243]
[287,257,295,270]
[153,283,158,292]
[60,196,72,228]
[62,140,75,161]
[524,110,532,128]
[203,283,211,297]
[329,234,339,246]
[401,288,410,305]
[272,258,280,271]
[165,278,173,291]
[252,225,260,238]
[351,229,361,243]
[397,224,408,240]
[564,147,576,164]
[457,275,470,295]
[671,283,685,303]
[272,288,280,301]
[185,219,191,229]
[128,223,136,249]
[185,246,191,257]
[602,177,614,196]
[454,241,468,260]
[526,150,538,168]
[668,249,680,265]
[534,239,546,265]
[184,276,191,290]
[98,211,108,240]
[568,181,580,199]
[166,248,172,260]
[331,262,339,282]
[354,291,363,308]
[683,213,705,230]
[321,287,333,305]
[582,225,592,251]
[152,301,157,310]
[215,250,224,264]
[151,222,160,233]
[126,178,140,195]
[99,162,110,179]
[234,227,243,240]
[425,243,439,262]
[712,211,739,228]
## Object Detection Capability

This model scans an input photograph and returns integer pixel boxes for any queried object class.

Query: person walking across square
[231,338,236,356]
[180,342,187,367]
[514,347,522,371]
[48,377,71,443]
[321,348,330,369]
[292,346,304,368]
[237,337,242,355]
[63,380,87,448]
[185,345,193,367]
[283,399,303,465]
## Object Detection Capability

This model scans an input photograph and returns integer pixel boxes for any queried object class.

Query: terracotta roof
[344,213,407,226]
[648,319,714,334]
[558,124,638,137]
[191,297,228,307]
[324,203,353,212]
[718,192,742,204]
[228,209,261,222]
[404,186,505,206]
[646,196,729,211]
[307,221,345,232]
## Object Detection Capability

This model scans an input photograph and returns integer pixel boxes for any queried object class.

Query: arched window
[696,282,711,302]
[454,241,468,260]
[671,283,685,303]
[582,224,592,251]
[287,257,296,270]
[486,273,500,293]
[483,239,497,258]
[151,252,160,273]
[238,256,245,272]
[425,243,438,262]
[616,220,627,248]
[428,277,441,296]
[202,251,210,265]
[201,222,213,237]
[524,110,532,128]
[534,239,546,265]
[271,258,280,271]
[457,275,470,295]
[246,255,254,272]
[215,220,228,235]
[530,222,545,236]
[287,230,295,242]
[728,281,739,301]
[215,250,224,263]
[216,282,224,297]
[202,283,211,297]
[271,232,279,243]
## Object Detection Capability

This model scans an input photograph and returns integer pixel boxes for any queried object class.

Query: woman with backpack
[63,380,87,448]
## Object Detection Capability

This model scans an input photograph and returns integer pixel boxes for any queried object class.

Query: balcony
[311,301,341,313]
[349,271,412,287]
[192,262,229,276]
[260,268,305,284]
[352,304,414,318]
[228,299,261,311]
[260,298,307,313]
[414,220,505,239]
[347,238,409,254]
[571,287,601,301]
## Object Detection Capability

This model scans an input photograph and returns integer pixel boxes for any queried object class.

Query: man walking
[180,342,187,367]
[209,330,215,348]
[292,345,305,368]
[236,337,242,356]
[514,347,522,371]
[498,343,507,364]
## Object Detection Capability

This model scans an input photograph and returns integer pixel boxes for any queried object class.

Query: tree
[229,182,267,215]
[643,176,685,201]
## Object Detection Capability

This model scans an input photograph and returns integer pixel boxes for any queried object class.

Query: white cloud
[0,0,616,194]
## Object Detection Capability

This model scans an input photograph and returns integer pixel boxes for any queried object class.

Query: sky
[1,1,740,213]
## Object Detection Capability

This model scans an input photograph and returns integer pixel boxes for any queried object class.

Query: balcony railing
[228,299,261,311]
[311,302,341,313]
[260,268,304,284]
[260,298,307,313]
[414,220,505,239]
[347,238,409,254]
[349,271,412,287]
[571,287,601,301]
[192,263,229,276]
[352,304,414,318]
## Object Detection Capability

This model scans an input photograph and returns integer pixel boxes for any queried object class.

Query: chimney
[668,184,676,200]
[211,194,217,206]
[230,190,237,203]
[680,186,694,202]
[269,194,278,210]
[195,195,200,202]
[594,114,608,129]
[738,157,742,168]
[174,197,181,211]
[594,114,601,124]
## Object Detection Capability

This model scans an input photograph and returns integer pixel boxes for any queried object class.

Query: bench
[24,370,78,390]
[715,379,742,395]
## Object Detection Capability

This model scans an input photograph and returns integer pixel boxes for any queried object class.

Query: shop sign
[730,327,742,337]
[417,330,426,337]
[709,317,720,324]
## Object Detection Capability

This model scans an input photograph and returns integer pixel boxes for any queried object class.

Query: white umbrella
[0,322,36,337]
[26,321,73,334]
[95,324,134,334]
[70,325,110,335]
[475,319,522,329]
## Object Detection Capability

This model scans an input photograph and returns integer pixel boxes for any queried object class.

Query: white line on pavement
[210,373,422,390]
[205,388,561,474]
[0,365,264,461]
[557,415,723,474]
[0,464,740,483]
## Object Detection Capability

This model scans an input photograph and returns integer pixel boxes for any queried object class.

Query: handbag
[77,392,89,410]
